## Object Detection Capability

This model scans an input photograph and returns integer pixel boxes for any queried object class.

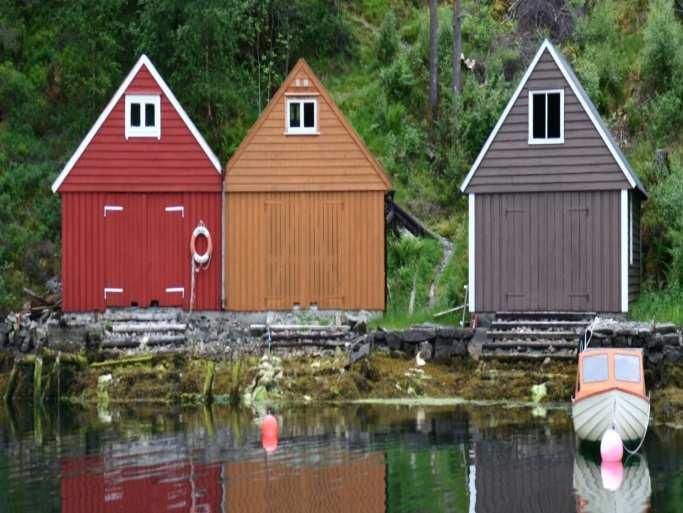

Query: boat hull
[572,389,650,442]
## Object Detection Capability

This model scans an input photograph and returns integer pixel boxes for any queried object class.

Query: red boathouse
[53,55,222,312]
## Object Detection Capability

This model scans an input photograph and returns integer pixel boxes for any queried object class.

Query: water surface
[0,401,680,512]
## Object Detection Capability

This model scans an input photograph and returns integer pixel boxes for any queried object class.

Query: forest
[0,0,682,323]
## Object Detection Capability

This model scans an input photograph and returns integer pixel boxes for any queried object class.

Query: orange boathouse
[224,59,392,312]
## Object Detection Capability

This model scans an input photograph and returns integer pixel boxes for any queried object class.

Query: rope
[580,316,599,353]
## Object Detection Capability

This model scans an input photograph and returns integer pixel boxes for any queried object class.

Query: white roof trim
[52,55,221,193]
[460,39,640,193]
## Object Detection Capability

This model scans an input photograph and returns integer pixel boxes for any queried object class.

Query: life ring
[191,221,212,266]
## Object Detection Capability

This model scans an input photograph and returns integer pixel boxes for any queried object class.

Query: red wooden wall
[62,192,222,311]
[58,66,220,193]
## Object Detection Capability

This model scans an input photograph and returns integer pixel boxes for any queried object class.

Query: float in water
[572,348,650,443]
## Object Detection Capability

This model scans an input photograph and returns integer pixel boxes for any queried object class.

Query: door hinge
[165,287,185,297]
[165,206,184,217]
[104,205,124,217]
[104,288,123,300]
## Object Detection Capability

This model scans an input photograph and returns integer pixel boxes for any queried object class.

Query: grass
[630,287,683,324]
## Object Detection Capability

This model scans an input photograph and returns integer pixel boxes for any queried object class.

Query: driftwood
[91,355,154,368]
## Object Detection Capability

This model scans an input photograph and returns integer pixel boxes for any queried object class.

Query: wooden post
[33,357,43,405]
[452,0,462,100]
[203,361,216,404]
[429,0,439,128]
[3,364,18,404]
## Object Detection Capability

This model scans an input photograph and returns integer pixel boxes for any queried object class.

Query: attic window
[286,98,317,135]
[528,90,564,144]
[125,94,161,139]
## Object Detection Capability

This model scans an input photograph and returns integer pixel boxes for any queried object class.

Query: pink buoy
[600,460,624,491]
[261,414,279,453]
[600,428,623,462]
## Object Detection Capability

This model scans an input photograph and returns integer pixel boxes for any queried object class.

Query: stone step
[490,320,589,331]
[482,340,578,350]
[495,311,596,322]
[480,350,577,361]
[111,322,187,333]
[488,330,578,341]
[103,309,182,322]
[102,334,186,348]
[264,331,351,341]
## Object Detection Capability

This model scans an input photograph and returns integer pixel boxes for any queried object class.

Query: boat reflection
[573,453,651,513]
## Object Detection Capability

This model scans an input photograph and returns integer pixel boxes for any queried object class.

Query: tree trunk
[429,0,439,126]
[452,0,462,100]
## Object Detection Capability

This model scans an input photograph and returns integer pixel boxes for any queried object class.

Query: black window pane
[303,102,315,128]
[289,102,300,127]
[547,93,561,138]
[532,93,545,139]
[131,103,141,127]
[145,104,156,127]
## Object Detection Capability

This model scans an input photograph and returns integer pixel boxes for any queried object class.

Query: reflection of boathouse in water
[61,451,387,513]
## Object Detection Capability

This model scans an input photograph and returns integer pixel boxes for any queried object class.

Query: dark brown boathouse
[461,40,646,314]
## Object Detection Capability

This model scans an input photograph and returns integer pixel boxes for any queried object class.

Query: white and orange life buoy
[190,221,212,266]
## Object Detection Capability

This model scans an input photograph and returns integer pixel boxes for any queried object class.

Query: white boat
[572,348,650,442]
[573,453,651,513]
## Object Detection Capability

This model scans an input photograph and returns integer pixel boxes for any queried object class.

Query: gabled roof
[225,58,392,191]
[460,39,646,195]
[52,55,221,193]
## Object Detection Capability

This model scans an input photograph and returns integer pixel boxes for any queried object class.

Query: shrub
[375,9,400,65]
[640,0,683,95]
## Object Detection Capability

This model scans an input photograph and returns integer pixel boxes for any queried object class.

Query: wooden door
[264,200,298,309]
[102,194,145,308]
[146,194,186,307]
[310,199,344,307]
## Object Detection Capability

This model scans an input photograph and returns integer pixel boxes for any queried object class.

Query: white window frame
[528,89,564,144]
[285,98,318,135]
[125,94,161,139]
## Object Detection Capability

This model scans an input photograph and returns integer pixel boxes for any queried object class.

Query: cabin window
[615,354,640,383]
[125,94,161,139]
[582,354,609,383]
[528,90,564,144]
[286,98,317,134]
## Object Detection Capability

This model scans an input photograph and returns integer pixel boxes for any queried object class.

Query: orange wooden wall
[225,191,385,311]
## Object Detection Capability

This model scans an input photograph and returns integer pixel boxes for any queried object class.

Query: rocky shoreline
[0,310,681,428]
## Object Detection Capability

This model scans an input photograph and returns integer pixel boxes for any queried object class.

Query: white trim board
[52,55,221,193]
[468,194,475,312]
[460,39,642,193]
[620,190,629,313]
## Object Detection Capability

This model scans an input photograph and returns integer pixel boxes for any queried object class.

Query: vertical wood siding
[475,191,621,312]
[466,50,630,193]
[59,67,220,193]
[225,191,385,311]
[62,192,221,311]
